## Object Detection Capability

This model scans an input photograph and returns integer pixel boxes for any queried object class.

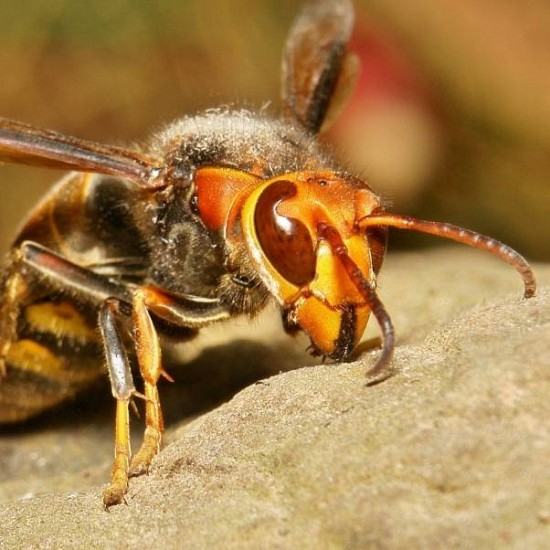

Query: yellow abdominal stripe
[6,337,101,384]
[2,302,103,383]
[25,301,98,343]
[5,339,66,377]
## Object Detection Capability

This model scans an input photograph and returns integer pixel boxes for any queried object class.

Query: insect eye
[254,180,316,286]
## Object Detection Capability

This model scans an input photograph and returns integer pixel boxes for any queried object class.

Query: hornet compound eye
[254,180,316,286]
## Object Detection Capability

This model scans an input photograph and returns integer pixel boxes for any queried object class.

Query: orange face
[194,167,386,359]
[239,170,386,359]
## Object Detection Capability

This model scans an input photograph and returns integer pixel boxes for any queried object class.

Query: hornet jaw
[239,170,389,363]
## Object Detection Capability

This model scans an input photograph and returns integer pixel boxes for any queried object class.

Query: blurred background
[0,0,549,260]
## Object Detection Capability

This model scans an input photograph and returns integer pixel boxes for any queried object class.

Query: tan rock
[1,249,548,548]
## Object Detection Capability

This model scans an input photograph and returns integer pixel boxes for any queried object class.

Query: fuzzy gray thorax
[151,108,339,179]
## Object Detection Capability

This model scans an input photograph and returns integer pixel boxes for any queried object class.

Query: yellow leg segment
[129,384,163,477]
[128,287,164,477]
[103,398,131,508]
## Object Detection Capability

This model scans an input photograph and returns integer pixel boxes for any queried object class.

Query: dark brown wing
[0,117,159,184]
[282,0,355,134]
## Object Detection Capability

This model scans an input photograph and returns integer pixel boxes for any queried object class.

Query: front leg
[99,297,137,508]
[129,285,232,478]
[127,286,165,478]
[100,285,230,506]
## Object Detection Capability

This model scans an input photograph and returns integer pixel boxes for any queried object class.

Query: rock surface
[0,249,549,549]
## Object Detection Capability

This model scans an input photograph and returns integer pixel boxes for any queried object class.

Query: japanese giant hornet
[0,0,536,507]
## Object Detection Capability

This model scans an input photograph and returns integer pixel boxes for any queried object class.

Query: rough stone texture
[0,249,548,549]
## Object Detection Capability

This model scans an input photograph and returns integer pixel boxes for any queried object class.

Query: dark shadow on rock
[158,339,305,426]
